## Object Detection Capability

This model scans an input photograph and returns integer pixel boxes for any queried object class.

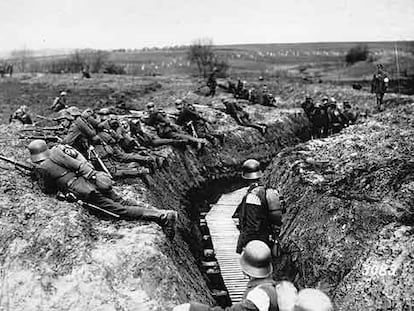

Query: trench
[172,117,311,307]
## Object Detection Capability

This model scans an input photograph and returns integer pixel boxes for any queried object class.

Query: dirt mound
[264,102,414,309]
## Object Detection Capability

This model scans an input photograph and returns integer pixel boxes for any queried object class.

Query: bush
[345,44,370,65]
[103,63,126,75]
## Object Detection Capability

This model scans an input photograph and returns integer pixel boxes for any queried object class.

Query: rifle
[0,155,34,171]
[56,192,120,218]
[187,121,198,138]
[35,114,57,122]
[20,126,64,132]
[87,146,113,179]
[19,135,62,143]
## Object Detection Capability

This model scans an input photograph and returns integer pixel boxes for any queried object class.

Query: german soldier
[50,91,68,112]
[143,102,208,151]
[221,99,267,135]
[173,240,298,311]
[9,105,33,125]
[371,64,389,112]
[236,159,284,255]
[28,139,177,239]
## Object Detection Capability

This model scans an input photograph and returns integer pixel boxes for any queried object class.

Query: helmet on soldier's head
[146,102,155,109]
[240,240,273,278]
[384,77,389,83]
[97,108,110,115]
[60,91,67,97]
[242,159,263,180]
[322,96,329,102]
[28,139,50,163]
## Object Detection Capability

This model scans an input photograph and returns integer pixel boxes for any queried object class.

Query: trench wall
[262,102,414,310]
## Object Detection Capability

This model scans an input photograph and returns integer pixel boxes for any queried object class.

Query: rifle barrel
[0,155,33,170]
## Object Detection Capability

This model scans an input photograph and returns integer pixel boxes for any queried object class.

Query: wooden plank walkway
[205,187,249,303]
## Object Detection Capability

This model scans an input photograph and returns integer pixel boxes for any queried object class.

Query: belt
[66,176,78,188]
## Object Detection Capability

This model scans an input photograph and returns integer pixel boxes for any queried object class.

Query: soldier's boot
[140,209,177,239]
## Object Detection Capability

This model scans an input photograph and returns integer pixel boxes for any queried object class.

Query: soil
[0,73,413,310]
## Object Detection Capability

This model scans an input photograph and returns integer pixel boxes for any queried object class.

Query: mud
[264,101,414,310]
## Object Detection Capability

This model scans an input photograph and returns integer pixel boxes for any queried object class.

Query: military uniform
[207,71,217,97]
[236,183,282,254]
[62,115,101,154]
[222,100,266,135]
[176,104,223,145]
[9,107,33,125]
[50,96,67,112]
[144,109,206,149]
[371,67,389,111]
[187,278,280,311]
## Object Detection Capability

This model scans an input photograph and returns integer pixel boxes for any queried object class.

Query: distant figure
[0,63,4,78]
[50,91,68,112]
[371,64,389,112]
[82,65,91,79]
[9,105,33,125]
[6,63,13,77]
[206,68,217,97]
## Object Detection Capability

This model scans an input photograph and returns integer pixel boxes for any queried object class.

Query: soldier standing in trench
[236,159,285,256]
[173,240,299,311]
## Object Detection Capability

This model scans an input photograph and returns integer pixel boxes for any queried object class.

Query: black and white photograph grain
[0,0,413,310]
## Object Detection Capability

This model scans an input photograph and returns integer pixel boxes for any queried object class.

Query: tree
[10,48,34,72]
[187,38,228,78]
[345,44,370,65]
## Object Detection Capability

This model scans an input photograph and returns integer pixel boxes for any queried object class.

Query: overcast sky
[0,0,413,51]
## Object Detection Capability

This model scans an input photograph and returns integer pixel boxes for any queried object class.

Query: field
[0,41,413,311]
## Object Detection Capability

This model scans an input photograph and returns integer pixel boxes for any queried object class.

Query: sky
[0,0,413,51]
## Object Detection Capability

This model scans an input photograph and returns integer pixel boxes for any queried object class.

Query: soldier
[91,129,153,180]
[206,68,217,97]
[261,85,277,107]
[371,64,389,112]
[173,240,298,311]
[221,99,267,135]
[97,117,160,172]
[236,159,284,255]
[326,97,344,134]
[62,107,101,154]
[50,91,68,112]
[143,102,208,151]
[341,101,358,126]
[175,100,224,146]
[9,105,33,125]
[81,65,91,79]
[301,95,314,119]
[28,139,177,238]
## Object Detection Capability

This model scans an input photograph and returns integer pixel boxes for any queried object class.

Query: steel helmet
[384,77,389,83]
[67,106,81,117]
[240,240,273,278]
[242,159,263,180]
[60,91,67,96]
[146,102,155,109]
[28,139,50,163]
[97,107,110,115]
